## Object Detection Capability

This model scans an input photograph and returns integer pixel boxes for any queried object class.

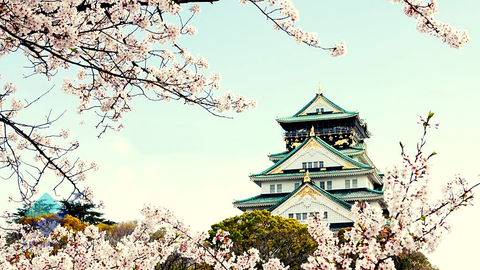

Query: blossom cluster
[245,0,346,56]
[389,0,469,48]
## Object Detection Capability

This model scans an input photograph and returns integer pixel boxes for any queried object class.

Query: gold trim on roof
[294,185,318,201]
[305,140,321,150]
[342,164,356,169]
[304,170,311,183]
[269,167,283,174]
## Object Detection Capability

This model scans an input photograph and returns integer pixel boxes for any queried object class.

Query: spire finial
[310,126,315,137]
[304,170,311,183]
[318,83,322,95]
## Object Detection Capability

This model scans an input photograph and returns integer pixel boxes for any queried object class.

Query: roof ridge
[291,93,319,117]
[312,136,371,169]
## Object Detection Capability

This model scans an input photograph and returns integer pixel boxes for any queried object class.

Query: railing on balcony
[283,127,351,138]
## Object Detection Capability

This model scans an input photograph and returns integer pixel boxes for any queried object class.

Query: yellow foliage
[18,213,56,225]
[61,215,88,232]
[95,222,116,232]
[18,214,88,232]
[96,221,137,245]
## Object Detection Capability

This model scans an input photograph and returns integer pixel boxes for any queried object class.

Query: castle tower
[277,84,370,152]
[233,86,384,230]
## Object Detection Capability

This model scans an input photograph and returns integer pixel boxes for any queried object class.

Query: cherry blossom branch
[1,0,257,138]
[389,0,469,48]
[245,0,348,57]
[0,82,97,205]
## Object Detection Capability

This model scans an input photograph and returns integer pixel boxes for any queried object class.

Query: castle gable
[257,136,371,176]
[269,183,353,225]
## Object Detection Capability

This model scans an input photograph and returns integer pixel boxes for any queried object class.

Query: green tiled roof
[330,188,383,201]
[268,182,352,212]
[252,136,372,178]
[268,151,288,162]
[277,93,357,124]
[234,193,288,206]
[294,93,347,116]
[277,112,357,123]
[268,151,289,158]
[252,168,373,180]
[234,193,288,204]
[339,147,364,156]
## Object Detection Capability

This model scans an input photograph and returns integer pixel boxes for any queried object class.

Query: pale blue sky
[1,1,479,268]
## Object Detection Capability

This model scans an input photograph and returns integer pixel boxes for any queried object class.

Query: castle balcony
[283,127,352,139]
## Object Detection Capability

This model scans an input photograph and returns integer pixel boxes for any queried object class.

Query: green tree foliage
[60,200,115,225]
[209,210,317,270]
[6,201,113,244]
[394,252,439,270]
[11,200,115,226]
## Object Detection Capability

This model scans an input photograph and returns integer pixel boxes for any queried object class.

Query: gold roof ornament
[318,83,322,95]
[304,170,311,183]
[310,126,315,137]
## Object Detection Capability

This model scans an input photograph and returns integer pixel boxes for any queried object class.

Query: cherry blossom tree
[302,113,478,270]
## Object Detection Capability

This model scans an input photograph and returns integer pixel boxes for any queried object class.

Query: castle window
[308,162,312,169]
[302,162,307,169]
[320,181,325,189]
[277,184,282,193]
[321,108,324,113]
[314,161,318,168]
[288,213,294,219]
[327,181,332,190]
[296,213,301,220]
[316,108,319,113]
[345,180,350,189]
[352,179,358,188]
[319,161,324,167]
[270,185,275,193]
[302,213,308,220]
[323,211,328,219]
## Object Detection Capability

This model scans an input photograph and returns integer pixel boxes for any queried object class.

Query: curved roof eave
[276,112,358,124]
[251,168,374,182]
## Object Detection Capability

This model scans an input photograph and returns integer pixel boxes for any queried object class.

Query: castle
[233,86,384,229]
